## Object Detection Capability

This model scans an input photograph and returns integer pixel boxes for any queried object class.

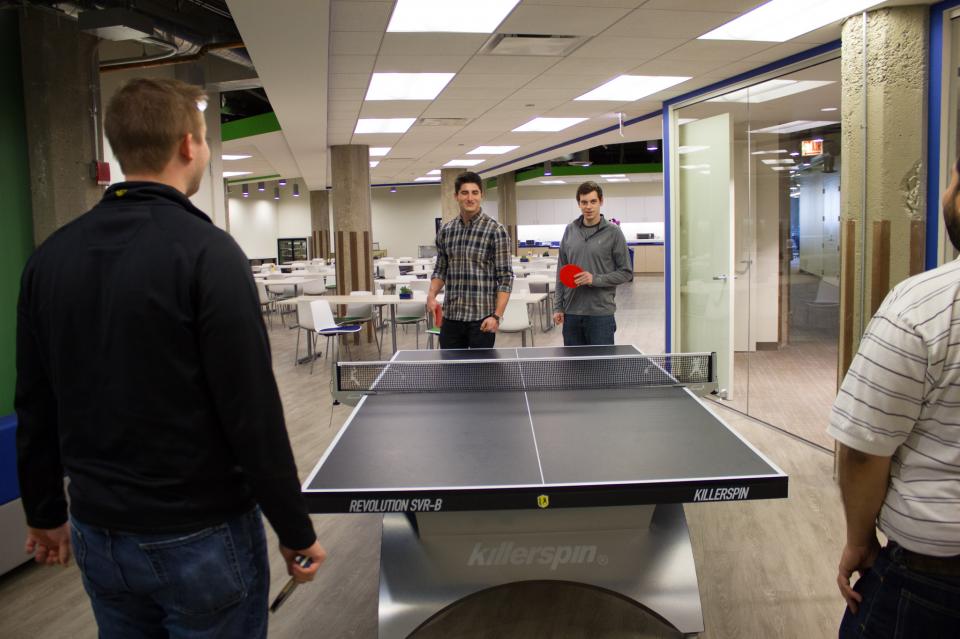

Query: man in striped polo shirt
[428,171,513,349]
[830,159,960,636]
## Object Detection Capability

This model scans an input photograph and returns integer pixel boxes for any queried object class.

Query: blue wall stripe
[927,1,960,270]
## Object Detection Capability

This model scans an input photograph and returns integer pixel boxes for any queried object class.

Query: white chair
[256,281,273,328]
[339,291,381,357]
[295,299,317,365]
[381,299,427,349]
[407,279,430,295]
[512,278,530,294]
[526,275,553,330]
[302,277,328,296]
[382,263,401,279]
[309,301,362,394]
[499,298,534,346]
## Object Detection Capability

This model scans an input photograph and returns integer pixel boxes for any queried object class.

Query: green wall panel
[0,13,36,415]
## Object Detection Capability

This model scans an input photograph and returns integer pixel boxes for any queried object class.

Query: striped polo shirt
[828,257,960,557]
[432,210,513,322]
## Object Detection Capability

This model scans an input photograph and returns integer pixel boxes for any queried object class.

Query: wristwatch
[489,313,502,323]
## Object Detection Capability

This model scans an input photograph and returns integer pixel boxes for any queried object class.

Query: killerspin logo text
[467,541,606,571]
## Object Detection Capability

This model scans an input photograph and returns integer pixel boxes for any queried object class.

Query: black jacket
[15,182,315,549]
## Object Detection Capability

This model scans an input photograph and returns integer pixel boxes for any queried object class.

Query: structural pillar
[440,168,461,223]
[497,171,519,256]
[19,7,102,245]
[310,188,332,260]
[839,6,928,378]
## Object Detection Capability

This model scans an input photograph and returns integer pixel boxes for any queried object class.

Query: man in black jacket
[15,77,325,638]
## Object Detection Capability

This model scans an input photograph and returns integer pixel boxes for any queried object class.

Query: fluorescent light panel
[443,159,484,167]
[415,176,441,182]
[605,178,630,182]
[222,154,251,161]
[370,161,380,168]
[600,174,625,178]
[513,117,587,132]
[750,149,788,156]
[540,180,567,185]
[354,118,416,134]
[223,171,251,178]
[387,0,520,33]
[467,146,519,155]
[698,0,883,42]
[369,147,391,157]
[366,73,455,101]
[427,169,441,175]
[751,120,838,135]
[707,79,834,104]
[576,75,690,101]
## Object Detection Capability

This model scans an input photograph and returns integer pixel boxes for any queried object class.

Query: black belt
[889,542,960,576]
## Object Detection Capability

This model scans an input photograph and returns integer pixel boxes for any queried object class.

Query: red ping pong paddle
[433,304,443,327]
[559,264,583,288]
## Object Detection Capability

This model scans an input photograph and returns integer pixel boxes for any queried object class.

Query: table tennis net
[336,353,715,394]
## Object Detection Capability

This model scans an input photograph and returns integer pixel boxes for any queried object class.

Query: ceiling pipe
[100,40,246,72]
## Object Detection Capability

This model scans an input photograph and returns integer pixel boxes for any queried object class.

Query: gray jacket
[554,215,633,316]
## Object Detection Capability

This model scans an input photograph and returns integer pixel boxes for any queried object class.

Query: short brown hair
[105,78,207,175]
[455,171,484,193]
[576,181,603,202]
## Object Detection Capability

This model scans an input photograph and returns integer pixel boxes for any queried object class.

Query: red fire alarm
[91,161,111,185]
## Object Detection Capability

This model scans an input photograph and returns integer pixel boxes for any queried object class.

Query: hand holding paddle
[559,264,592,288]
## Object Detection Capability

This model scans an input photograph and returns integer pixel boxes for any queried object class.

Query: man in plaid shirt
[427,171,513,348]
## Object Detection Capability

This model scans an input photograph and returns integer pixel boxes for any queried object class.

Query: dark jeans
[839,543,960,638]
[562,314,616,346]
[439,318,496,349]
[70,507,269,639]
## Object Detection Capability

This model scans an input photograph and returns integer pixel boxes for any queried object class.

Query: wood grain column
[330,145,374,342]
[497,171,518,256]
[310,188,331,260]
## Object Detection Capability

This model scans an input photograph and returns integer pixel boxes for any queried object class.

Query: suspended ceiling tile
[327,101,362,117]
[569,36,686,60]
[441,84,519,100]
[422,99,501,119]
[521,0,646,6]
[793,23,843,45]
[378,33,488,56]
[548,57,641,77]
[329,55,376,75]
[328,87,365,101]
[373,55,470,73]
[330,0,393,31]
[329,73,371,89]
[740,41,827,65]
[459,55,562,75]
[629,57,729,77]
[357,101,430,118]
[604,9,740,39]
[498,5,633,36]
[641,0,765,11]
[446,73,535,89]
[330,31,383,55]
[524,73,614,90]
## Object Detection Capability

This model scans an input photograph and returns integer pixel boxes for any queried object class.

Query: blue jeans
[839,544,960,638]
[562,314,616,346]
[70,507,269,639]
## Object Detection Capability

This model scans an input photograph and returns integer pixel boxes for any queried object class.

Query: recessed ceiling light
[370,147,391,156]
[605,178,630,182]
[365,73,455,101]
[540,180,566,185]
[355,118,417,134]
[222,154,252,161]
[370,160,380,168]
[771,166,793,171]
[223,171,252,178]
[821,107,838,112]
[513,117,588,132]
[427,169,441,175]
[575,75,690,102]
[600,174,626,178]
[789,151,800,156]
[750,149,788,156]
[760,159,795,165]
[387,0,520,33]
[467,145,519,155]
[415,176,441,182]
[708,79,834,104]
[443,159,484,167]
[698,0,883,42]
[750,120,838,135]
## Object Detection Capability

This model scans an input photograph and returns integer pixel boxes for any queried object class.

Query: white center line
[516,348,546,485]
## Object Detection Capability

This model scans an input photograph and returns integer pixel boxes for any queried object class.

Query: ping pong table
[303,345,788,637]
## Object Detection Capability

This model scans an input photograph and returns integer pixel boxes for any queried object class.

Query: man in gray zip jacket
[553,181,634,345]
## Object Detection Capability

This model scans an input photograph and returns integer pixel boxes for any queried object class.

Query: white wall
[371,184,442,258]
[227,178,310,259]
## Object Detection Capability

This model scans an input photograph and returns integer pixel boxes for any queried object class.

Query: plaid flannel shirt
[432,210,513,322]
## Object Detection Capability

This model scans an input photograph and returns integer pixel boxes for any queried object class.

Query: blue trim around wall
[660,39,842,354]
[927,1,960,270]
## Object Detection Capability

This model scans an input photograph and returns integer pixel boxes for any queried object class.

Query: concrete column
[330,145,373,296]
[19,7,102,245]
[310,189,332,260]
[440,168,461,223]
[497,171,519,256]
[839,6,928,377]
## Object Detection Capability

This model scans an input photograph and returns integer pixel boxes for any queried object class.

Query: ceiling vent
[481,33,587,57]
[417,118,470,127]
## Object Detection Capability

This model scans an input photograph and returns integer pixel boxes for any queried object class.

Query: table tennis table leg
[376,503,703,638]
[390,304,398,354]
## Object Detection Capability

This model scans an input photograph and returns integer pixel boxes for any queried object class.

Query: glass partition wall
[671,56,853,448]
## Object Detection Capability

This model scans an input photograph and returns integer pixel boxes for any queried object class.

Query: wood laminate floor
[0,275,850,638]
